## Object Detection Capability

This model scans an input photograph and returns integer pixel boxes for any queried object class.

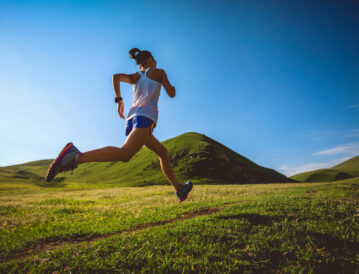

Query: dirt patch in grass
[1,206,223,262]
[130,207,221,232]
[306,188,319,193]
[179,207,220,219]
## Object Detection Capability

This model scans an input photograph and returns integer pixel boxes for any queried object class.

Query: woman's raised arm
[159,69,176,98]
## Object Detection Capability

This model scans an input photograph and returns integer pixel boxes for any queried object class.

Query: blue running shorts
[125,115,156,136]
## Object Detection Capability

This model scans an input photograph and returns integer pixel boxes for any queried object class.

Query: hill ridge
[0,132,292,186]
[291,155,359,182]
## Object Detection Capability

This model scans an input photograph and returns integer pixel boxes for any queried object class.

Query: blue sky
[0,0,358,176]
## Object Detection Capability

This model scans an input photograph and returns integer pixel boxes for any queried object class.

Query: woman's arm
[159,69,176,98]
[112,73,137,97]
[112,73,136,119]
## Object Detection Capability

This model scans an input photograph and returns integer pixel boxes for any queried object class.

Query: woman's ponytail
[129,48,153,67]
[129,48,141,60]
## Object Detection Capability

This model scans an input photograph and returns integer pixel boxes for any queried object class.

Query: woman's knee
[122,153,133,162]
[107,146,133,162]
[120,147,137,162]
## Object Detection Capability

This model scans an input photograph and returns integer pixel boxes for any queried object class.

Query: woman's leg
[144,135,181,191]
[78,128,150,164]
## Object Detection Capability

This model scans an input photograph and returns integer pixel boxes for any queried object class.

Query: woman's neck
[140,65,155,72]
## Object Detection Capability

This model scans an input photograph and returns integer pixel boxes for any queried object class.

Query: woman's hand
[117,101,125,119]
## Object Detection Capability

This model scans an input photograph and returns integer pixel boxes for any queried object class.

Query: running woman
[46,48,193,202]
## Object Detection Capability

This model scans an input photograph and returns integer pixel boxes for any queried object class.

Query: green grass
[0,132,292,187]
[1,178,359,272]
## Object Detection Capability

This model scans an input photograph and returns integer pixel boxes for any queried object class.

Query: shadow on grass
[216,213,280,226]
[215,214,359,271]
[35,177,66,188]
[308,231,359,255]
[345,183,359,189]
[307,231,359,272]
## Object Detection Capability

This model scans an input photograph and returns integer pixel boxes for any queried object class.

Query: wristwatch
[114,96,123,103]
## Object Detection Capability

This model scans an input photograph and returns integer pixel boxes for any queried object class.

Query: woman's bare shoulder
[145,68,162,83]
[155,68,165,73]
[129,72,140,84]
[154,68,166,78]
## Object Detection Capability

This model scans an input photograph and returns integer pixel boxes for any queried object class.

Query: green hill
[290,169,353,182]
[291,155,359,182]
[0,160,48,184]
[331,155,359,177]
[0,132,292,187]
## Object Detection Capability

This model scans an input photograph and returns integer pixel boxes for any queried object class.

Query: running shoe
[176,181,193,202]
[46,143,80,182]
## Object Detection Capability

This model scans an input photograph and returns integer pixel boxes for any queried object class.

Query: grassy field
[1,178,359,273]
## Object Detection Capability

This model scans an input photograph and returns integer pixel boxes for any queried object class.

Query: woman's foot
[176,181,193,202]
[46,143,81,182]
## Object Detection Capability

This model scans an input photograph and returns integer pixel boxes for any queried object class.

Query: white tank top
[127,67,161,124]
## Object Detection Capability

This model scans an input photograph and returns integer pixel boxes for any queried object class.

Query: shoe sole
[46,143,73,182]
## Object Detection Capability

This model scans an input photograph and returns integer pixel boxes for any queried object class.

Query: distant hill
[0,160,48,183]
[290,169,353,182]
[291,155,359,182]
[331,155,359,177]
[0,132,292,186]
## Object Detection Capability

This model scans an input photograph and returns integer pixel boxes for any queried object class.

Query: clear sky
[0,0,358,176]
